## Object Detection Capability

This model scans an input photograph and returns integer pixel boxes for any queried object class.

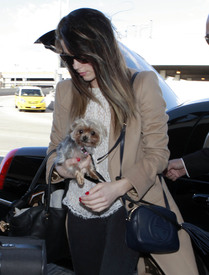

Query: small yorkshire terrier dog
[55,118,106,186]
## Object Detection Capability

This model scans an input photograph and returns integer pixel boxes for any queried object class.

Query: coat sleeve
[46,80,73,183]
[183,148,209,177]
[123,71,170,200]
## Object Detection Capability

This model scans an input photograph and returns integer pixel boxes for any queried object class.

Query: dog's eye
[79,130,83,134]
[91,131,95,136]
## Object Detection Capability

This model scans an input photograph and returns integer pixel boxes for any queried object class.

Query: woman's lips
[79,72,86,77]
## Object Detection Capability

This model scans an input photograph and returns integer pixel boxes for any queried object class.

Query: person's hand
[55,155,91,179]
[80,178,132,212]
[164,158,186,181]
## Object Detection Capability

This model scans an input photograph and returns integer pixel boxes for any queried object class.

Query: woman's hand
[80,178,132,212]
[55,155,91,179]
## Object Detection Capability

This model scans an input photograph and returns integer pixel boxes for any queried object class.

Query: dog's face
[70,118,106,148]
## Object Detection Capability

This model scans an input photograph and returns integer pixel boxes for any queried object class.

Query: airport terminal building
[0,69,70,88]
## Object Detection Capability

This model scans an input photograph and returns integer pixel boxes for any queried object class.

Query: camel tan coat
[46,70,199,275]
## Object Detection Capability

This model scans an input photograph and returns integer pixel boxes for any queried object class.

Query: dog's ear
[70,120,78,131]
[70,118,83,132]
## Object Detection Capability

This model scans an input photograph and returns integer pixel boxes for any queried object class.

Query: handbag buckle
[0,220,10,232]
[126,207,138,221]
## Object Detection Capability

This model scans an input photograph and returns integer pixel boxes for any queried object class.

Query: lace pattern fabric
[63,88,122,219]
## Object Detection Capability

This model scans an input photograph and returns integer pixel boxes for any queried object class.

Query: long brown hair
[56,8,137,134]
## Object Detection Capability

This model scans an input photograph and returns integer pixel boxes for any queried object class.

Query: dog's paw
[75,170,84,186]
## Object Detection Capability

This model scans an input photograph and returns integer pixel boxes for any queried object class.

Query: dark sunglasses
[205,34,209,45]
[60,53,89,65]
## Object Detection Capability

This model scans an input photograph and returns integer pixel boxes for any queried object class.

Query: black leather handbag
[122,177,180,254]
[3,150,70,264]
[118,125,209,255]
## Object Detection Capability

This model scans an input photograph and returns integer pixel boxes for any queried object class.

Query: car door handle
[192,194,209,208]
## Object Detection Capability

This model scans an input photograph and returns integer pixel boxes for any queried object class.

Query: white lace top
[63,88,122,219]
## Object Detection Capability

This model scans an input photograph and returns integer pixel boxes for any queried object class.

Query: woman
[46,8,199,275]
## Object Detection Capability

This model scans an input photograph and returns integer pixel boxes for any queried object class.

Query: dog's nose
[82,136,88,142]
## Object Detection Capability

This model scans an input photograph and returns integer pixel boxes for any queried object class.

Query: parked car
[15,86,46,111]
[0,31,208,273]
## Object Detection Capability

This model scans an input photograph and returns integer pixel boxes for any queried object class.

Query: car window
[119,42,180,111]
[20,89,43,97]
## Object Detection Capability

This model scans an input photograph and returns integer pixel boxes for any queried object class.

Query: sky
[1,0,209,71]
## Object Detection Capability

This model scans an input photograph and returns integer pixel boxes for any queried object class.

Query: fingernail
[79,198,85,205]
[77,158,81,162]
[85,191,89,195]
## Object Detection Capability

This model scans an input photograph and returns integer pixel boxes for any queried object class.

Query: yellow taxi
[15,86,46,112]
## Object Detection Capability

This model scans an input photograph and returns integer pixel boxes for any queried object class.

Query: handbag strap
[140,174,170,210]
[45,162,56,212]
[119,72,138,179]
[25,149,56,195]
[97,123,126,163]
[11,149,56,209]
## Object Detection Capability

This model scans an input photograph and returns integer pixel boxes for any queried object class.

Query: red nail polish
[85,191,89,195]
[79,197,85,205]
[77,158,81,162]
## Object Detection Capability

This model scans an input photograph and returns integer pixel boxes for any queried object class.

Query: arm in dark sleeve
[183,148,209,177]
